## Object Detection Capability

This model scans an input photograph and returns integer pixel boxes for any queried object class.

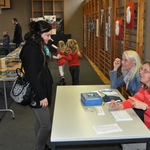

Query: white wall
[65,0,84,50]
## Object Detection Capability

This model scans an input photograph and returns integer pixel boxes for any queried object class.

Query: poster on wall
[115,18,123,40]
[89,20,94,33]
[96,19,99,37]
[56,18,63,34]
[44,15,56,35]
[100,9,105,37]
[105,23,108,51]
[108,7,112,37]
[126,1,135,29]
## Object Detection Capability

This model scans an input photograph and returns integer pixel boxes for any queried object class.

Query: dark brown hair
[142,60,150,92]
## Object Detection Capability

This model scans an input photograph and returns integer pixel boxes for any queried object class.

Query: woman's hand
[113,58,121,71]
[129,96,148,111]
[40,98,48,107]
[109,100,123,110]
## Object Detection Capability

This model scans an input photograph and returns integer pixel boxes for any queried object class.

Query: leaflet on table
[98,89,118,95]
[110,110,133,121]
[95,106,105,115]
[92,89,118,96]
[92,123,122,134]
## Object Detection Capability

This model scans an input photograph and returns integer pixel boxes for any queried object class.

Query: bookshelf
[31,0,65,34]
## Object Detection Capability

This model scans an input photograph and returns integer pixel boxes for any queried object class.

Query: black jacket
[13,23,23,44]
[20,39,53,108]
[3,34,10,50]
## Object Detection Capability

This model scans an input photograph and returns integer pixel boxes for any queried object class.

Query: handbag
[10,67,33,106]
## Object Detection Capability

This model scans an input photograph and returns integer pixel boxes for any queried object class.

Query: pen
[85,107,94,112]
[107,100,121,103]
[103,100,121,105]
[100,90,112,92]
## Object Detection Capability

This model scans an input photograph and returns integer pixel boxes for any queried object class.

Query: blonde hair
[58,40,66,53]
[122,50,142,80]
[66,39,80,54]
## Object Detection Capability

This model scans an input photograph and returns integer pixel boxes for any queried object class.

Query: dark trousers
[69,66,80,85]
[3,48,9,56]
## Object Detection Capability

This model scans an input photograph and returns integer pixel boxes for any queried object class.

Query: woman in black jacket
[20,20,53,150]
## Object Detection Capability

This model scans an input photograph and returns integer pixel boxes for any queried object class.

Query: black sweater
[20,40,53,108]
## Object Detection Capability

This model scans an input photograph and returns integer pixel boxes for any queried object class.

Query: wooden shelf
[31,0,65,34]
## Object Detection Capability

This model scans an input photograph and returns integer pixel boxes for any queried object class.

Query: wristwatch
[145,105,149,111]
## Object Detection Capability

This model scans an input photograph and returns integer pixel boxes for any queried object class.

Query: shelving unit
[83,0,144,98]
[31,0,65,34]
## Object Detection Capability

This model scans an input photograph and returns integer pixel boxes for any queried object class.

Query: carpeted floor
[0,54,122,150]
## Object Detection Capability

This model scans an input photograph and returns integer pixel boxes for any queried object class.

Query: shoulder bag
[10,66,33,106]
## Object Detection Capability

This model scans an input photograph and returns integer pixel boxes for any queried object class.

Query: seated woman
[109,60,150,150]
[109,50,143,120]
[109,50,142,96]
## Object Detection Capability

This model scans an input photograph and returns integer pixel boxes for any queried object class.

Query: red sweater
[122,87,150,128]
[63,52,82,67]
[56,50,66,66]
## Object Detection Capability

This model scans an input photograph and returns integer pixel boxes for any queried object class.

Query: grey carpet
[0,54,121,150]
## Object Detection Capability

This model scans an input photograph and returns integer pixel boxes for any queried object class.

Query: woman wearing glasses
[109,60,150,150]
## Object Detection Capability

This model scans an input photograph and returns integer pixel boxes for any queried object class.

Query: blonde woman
[53,40,66,85]
[109,50,143,120]
[109,50,142,96]
[62,39,82,85]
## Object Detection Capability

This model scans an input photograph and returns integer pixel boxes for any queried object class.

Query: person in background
[20,20,53,150]
[62,39,82,85]
[109,60,150,150]
[109,50,143,120]
[53,40,66,85]
[2,31,10,56]
[12,18,23,48]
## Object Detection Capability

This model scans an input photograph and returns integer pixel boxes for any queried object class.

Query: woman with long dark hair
[20,20,53,150]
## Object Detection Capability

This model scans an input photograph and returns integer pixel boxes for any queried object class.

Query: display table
[51,85,150,150]
[0,47,21,119]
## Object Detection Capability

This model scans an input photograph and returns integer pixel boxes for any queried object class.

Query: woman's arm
[109,70,125,88]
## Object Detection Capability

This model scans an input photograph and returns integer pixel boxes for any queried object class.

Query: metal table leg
[0,81,15,119]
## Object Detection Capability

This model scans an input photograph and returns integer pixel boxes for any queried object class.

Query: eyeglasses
[140,67,150,74]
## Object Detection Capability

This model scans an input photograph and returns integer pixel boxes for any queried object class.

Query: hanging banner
[108,7,112,37]
[115,18,123,40]
[126,1,135,29]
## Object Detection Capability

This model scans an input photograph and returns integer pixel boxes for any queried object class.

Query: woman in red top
[53,40,66,85]
[62,39,82,85]
[109,60,150,150]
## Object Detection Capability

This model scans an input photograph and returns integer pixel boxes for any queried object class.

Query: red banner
[126,1,135,29]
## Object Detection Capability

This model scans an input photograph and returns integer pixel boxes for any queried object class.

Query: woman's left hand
[40,98,48,107]
[129,96,148,110]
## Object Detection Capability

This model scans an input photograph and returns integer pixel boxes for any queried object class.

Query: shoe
[57,76,66,85]
[44,144,51,150]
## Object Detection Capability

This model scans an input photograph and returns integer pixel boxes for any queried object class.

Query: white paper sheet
[111,110,133,121]
[98,89,118,95]
[95,106,105,115]
[93,123,122,134]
